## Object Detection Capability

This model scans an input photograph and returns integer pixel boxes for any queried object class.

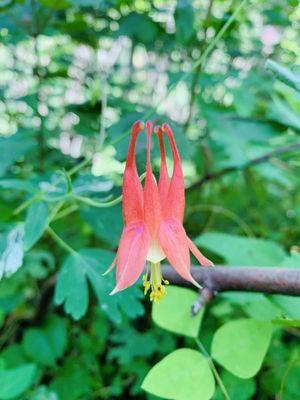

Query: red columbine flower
[109,120,213,301]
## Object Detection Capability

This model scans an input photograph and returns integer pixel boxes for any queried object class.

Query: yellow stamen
[143,262,169,302]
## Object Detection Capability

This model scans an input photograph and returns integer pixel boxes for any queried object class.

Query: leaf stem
[46,226,78,257]
[195,338,231,400]
[74,194,122,208]
[53,204,79,221]
[13,195,39,215]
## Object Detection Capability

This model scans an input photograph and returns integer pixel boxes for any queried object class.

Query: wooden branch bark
[162,266,300,296]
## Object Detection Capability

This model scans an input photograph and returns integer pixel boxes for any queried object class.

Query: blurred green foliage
[0,0,300,399]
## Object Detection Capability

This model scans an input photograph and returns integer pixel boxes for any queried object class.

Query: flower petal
[159,218,200,288]
[155,125,170,203]
[111,221,150,294]
[187,237,214,266]
[162,123,185,222]
[144,121,161,237]
[123,120,145,224]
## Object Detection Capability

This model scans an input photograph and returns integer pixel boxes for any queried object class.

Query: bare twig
[187,141,300,192]
[162,266,300,296]
[191,287,215,315]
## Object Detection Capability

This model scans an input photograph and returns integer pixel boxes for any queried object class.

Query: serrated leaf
[211,319,272,378]
[108,324,175,365]
[142,349,215,400]
[54,254,89,321]
[24,201,50,251]
[55,248,144,322]
[152,286,203,338]
[0,364,37,400]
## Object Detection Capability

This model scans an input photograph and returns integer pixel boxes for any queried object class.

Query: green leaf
[38,0,70,9]
[54,254,89,321]
[266,59,300,92]
[211,319,273,378]
[269,295,300,319]
[50,357,93,400]
[152,286,203,338]
[24,201,50,251]
[281,252,300,267]
[0,364,37,400]
[196,232,286,266]
[108,325,175,365]
[272,318,300,327]
[280,362,300,400]
[0,179,38,193]
[205,115,279,168]
[22,315,67,366]
[0,344,28,368]
[118,13,159,44]
[0,225,24,280]
[142,349,215,400]
[24,250,55,279]
[55,249,144,322]
[0,133,35,177]
[81,205,123,248]
[268,96,300,130]
[43,315,68,360]
[23,329,56,366]
[175,0,195,44]
[222,292,280,320]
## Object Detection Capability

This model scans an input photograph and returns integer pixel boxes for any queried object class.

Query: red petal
[111,221,150,294]
[159,218,200,288]
[144,121,161,237]
[162,123,185,222]
[187,237,214,266]
[155,125,170,203]
[123,120,144,224]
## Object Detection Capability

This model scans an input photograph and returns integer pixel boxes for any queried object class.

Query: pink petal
[111,221,150,294]
[162,123,185,222]
[144,121,162,238]
[187,237,214,266]
[159,218,200,288]
[123,121,144,224]
[155,126,170,203]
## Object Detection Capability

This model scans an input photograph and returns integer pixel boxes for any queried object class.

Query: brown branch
[187,141,300,192]
[162,266,300,296]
